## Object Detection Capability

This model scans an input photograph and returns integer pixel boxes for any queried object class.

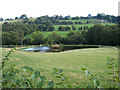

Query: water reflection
[22,46,50,52]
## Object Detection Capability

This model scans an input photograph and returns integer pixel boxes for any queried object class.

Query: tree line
[2,23,120,46]
[1,13,118,24]
[58,26,89,31]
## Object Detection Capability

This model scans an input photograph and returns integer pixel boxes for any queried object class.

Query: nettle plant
[81,66,102,88]
[53,68,72,88]
[107,57,119,88]
[2,48,69,88]
[82,57,119,88]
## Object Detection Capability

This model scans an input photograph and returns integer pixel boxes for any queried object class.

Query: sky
[0,0,120,19]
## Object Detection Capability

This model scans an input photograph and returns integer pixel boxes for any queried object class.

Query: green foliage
[81,67,102,88]
[2,49,48,88]
[65,31,86,44]
[2,48,16,68]
[3,64,55,88]
[82,57,119,88]
[30,31,45,45]
[20,14,27,19]
[2,49,69,88]
[86,24,120,45]
[2,32,12,45]
[47,32,62,44]
[107,57,119,88]
[53,68,71,88]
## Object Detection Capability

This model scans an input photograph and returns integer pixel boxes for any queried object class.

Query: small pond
[21,45,99,52]
[21,46,50,52]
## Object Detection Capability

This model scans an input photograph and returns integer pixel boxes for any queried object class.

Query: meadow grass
[2,47,118,88]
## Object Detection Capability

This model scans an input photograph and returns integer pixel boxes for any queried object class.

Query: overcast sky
[0,0,120,19]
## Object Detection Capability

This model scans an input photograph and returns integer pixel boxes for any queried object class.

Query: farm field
[2,47,118,88]
[59,18,97,23]
[41,31,69,37]
[54,23,116,31]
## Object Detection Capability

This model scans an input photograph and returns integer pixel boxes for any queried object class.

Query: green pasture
[41,31,69,37]
[59,18,98,23]
[2,47,118,88]
[54,23,116,31]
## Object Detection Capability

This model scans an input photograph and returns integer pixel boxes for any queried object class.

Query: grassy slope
[1,19,23,24]
[2,47,118,88]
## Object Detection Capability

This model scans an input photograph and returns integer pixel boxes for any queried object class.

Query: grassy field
[2,47,118,88]
[41,31,69,37]
[59,18,98,23]
[54,23,116,31]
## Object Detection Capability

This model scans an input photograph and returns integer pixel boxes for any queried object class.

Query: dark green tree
[47,32,62,44]
[66,31,85,44]
[15,17,18,19]
[2,32,11,45]
[72,25,76,31]
[86,24,112,45]
[23,37,32,45]
[31,31,44,45]
[20,14,27,19]
[23,17,29,23]
[0,18,3,21]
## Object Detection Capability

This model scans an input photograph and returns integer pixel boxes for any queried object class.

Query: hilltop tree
[15,17,18,19]
[97,13,102,19]
[20,14,27,19]
[0,18,3,21]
